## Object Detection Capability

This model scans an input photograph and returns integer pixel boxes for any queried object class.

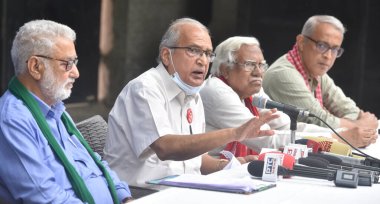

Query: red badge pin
[186,108,193,124]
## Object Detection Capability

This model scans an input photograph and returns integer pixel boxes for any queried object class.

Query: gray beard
[40,65,72,103]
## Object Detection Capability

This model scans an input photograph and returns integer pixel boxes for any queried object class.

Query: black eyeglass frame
[303,35,344,58]
[168,46,216,63]
[31,55,79,71]
[230,60,269,72]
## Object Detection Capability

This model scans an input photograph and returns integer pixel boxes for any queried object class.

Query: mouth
[65,80,75,89]
[191,70,205,79]
[318,62,330,69]
[250,77,263,85]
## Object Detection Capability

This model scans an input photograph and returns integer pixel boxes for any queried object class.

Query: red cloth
[287,44,323,107]
[217,76,259,158]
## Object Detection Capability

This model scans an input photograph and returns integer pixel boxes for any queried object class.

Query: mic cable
[309,114,380,163]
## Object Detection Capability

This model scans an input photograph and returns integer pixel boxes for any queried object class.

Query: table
[132,141,380,204]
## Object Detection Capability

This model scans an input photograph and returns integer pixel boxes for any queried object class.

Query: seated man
[201,36,375,159]
[263,15,378,147]
[0,20,132,203]
[103,18,279,189]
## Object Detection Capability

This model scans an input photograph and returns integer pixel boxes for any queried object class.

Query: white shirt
[104,64,205,189]
[200,77,330,157]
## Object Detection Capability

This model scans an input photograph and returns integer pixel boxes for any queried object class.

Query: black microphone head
[309,152,343,165]
[248,160,265,177]
[299,157,329,169]
[307,156,330,165]
[295,139,308,145]
[248,160,287,177]
[252,96,266,109]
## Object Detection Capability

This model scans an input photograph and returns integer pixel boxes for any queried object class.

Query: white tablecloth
[132,140,380,204]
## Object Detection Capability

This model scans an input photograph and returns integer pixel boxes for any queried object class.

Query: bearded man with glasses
[0,20,132,203]
[263,15,378,148]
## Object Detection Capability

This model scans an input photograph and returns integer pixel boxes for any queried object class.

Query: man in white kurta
[103,19,279,189]
[104,64,204,188]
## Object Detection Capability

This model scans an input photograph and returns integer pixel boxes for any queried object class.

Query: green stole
[8,76,118,204]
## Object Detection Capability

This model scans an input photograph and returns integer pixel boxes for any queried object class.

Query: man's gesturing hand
[233,108,279,141]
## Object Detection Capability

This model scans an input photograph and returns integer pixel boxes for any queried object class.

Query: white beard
[40,64,74,103]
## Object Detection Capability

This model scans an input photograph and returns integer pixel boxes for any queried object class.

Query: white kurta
[104,64,205,189]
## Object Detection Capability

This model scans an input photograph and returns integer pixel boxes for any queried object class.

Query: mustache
[66,78,75,84]
[251,77,262,82]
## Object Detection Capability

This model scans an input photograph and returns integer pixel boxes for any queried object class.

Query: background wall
[1,0,101,102]
[1,0,379,118]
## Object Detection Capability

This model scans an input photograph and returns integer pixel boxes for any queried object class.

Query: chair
[76,115,107,157]
[76,115,159,199]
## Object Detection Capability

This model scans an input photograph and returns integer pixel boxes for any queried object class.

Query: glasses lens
[209,53,216,62]
[316,42,329,53]
[186,47,200,57]
[65,59,78,71]
[260,63,268,71]
[336,48,344,58]
[315,41,344,58]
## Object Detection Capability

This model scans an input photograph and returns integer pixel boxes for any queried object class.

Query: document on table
[146,174,276,194]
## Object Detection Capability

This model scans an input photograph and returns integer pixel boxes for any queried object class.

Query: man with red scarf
[263,15,378,148]
[201,35,379,160]
[201,36,335,159]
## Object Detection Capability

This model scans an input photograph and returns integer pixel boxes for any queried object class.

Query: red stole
[218,76,259,158]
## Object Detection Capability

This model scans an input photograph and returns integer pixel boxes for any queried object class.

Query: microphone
[248,160,359,188]
[248,160,336,180]
[302,137,352,156]
[252,96,312,118]
[295,139,322,153]
[257,152,295,170]
[299,157,376,186]
[309,152,380,173]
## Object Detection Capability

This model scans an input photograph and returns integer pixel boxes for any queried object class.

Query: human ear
[27,57,43,80]
[296,34,305,52]
[161,48,171,67]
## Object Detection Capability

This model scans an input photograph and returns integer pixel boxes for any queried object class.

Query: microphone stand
[289,114,298,144]
[281,104,301,144]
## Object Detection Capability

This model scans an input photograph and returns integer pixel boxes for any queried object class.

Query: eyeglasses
[303,35,344,58]
[168,46,216,63]
[231,60,268,72]
[34,55,78,71]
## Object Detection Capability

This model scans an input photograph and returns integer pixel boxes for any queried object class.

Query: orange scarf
[218,76,258,158]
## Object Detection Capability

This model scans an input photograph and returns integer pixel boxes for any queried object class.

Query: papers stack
[147,174,276,194]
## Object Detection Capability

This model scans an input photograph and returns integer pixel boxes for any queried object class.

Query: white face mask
[169,50,204,95]
[172,72,204,95]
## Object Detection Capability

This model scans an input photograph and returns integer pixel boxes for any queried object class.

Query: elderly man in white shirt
[103,19,279,189]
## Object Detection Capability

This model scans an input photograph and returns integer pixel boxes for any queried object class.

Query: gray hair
[210,36,260,76]
[11,19,76,76]
[301,15,346,37]
[157,17,210,63]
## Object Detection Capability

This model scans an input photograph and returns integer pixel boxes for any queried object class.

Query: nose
[322,49,335,59]
[70,64,80,79]
[252,66,264,77]
[196,52,209,65]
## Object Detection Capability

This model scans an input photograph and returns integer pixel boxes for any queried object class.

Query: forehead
[52,37,77,58]
[177,24,212,49]
[235,44,264,61]
[311,23,343,45]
